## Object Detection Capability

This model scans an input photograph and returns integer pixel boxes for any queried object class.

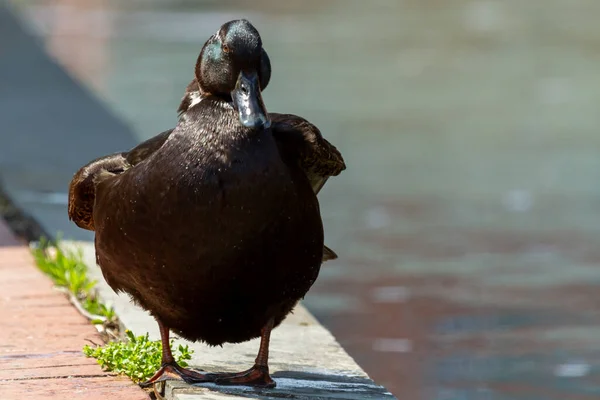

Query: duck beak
[231,70,270,129]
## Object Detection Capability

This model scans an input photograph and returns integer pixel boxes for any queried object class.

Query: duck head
[193,19,271,129]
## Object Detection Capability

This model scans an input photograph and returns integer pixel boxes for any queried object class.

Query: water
[12,0,600,397]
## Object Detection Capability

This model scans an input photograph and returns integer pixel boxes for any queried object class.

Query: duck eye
[222,44,230,53]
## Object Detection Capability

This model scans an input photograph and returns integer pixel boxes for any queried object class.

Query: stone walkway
[0,218,149,400]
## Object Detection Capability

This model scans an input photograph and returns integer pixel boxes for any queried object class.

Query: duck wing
[270,113,346,194]
[270,113,346,261]
[68,129,174,231]
[68,152,128,231]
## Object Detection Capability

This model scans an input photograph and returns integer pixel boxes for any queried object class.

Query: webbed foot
[139,362,211,387]
[209,365,275,388]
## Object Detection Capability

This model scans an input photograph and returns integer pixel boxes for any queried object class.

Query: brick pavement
[0,218,149,400]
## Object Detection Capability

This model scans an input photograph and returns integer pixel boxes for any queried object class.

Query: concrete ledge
[66,241,396,399]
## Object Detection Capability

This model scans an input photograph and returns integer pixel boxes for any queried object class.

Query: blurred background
[3,0,600,398]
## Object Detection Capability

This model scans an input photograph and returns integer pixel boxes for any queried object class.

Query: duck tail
[322,245,338,262]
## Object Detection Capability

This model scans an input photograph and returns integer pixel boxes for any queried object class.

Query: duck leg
[139,320,211,387]
[211,318,276,388]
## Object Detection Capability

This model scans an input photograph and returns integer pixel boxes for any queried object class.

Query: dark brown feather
[68,152,128,230]
[67,129,173,231]
[269,113,346,194]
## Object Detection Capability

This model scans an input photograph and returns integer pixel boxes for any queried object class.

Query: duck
[68,19,345,389]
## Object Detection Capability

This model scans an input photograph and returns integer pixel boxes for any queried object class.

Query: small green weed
[83,330,193,383]
[31,237,116,325]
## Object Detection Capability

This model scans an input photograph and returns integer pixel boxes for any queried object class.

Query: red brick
[0,247,34,267]
[0,219,149,400]
[0,377,149,400]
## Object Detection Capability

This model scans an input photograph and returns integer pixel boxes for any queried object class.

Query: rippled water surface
[12,0,600,397]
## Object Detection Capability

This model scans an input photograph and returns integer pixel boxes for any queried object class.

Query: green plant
[31,237,116,325]
[83,330,193,383]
